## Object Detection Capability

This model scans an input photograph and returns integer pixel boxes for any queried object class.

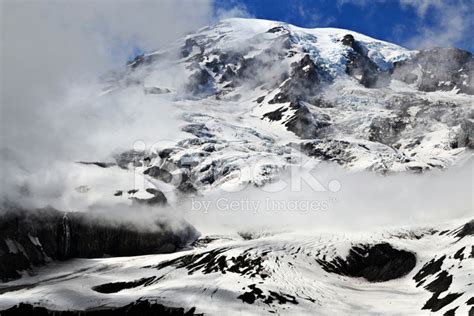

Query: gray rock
[457,119,474,149]
[392,48,474,95]
[340,34,383,88]
[0,207,198,282]
[144,87,171,95]
[369,117,408,145]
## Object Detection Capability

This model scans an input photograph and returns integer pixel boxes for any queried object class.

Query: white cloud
[0,0,213,165]
[403,1,473,50]
[335,0,473,50]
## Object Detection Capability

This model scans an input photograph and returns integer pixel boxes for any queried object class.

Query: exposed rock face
[317,243,416,282]
[0,207,198,282]
[185,68,214,96]
[144,86,171,95]
[182,123,214,138]
[181,38,202,58]
[285,102,330,138]
[114,150,149,169]
[369,116,408,145]
[457,118,474,149]
[263,102,330,139]
[341,34,384,88]
[144,166,173,183]
[269,54,320,104]
[126,52,163,69]
[297,140,355,165]
[0,300,201,316]
[454,219,474,239]
[392,48,474,94]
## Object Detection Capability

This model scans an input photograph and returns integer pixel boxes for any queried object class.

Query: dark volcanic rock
[233,54,287,88]
[340,34,383,88]
[317,243,416,282]
[285,102,330,138]
[267,26,287,34]
[159,148,176,159]
[114,150,147,169]
[0,300,201,316]
[181,38,200,58]
[392,48,474,95]
[454,220,474,239]
[369,116,408,145]
[144,166,173,183]
[269,54,321,103]
[152,247,268,279]
[422,290,463,312]
[297,139,354,165]
[92,276,157,294]
[0,207,198,282]
[185,68,214,95]
[127,53,163,69]
[238,284,298,306]
[414,256,446,284]
[78,161,116,168]
[263,102,330,139]
[413,254,464,312]
[144,86,171,95]
[457,119,474,149]
[263,107,285,121]
[182,123,214,138]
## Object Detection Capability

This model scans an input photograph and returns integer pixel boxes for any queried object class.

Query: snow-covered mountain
[0,18,473,315]
[110,17,473,195]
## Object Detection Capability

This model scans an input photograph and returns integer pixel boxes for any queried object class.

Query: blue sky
[214,0,474,53]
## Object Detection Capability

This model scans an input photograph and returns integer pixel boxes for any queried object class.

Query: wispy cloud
[215,3,253,20]
[296,4,336,27]
[402,0,474,50]
[336,0,473,50]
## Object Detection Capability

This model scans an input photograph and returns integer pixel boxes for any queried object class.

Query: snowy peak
[69,18,474,200]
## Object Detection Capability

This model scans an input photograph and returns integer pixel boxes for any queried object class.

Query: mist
[0,1,472,235]
[0,0,216,210]
[0,0,213,164]
[184,160,473,234]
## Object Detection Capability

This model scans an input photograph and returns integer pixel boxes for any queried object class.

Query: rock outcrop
[392,48,474,94]
[0,207,198,282]
[317,243,417,282]
[0,300,201,316]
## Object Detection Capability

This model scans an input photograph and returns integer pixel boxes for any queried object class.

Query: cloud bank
[0,0,213,162]
[337,0,473,50]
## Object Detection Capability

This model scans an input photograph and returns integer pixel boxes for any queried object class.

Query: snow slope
[0,218,472,315]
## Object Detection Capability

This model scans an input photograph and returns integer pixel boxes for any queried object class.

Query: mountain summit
[118,18,474,186]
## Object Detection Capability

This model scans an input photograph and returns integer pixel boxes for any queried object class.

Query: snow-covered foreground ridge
[0,218,472,315]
